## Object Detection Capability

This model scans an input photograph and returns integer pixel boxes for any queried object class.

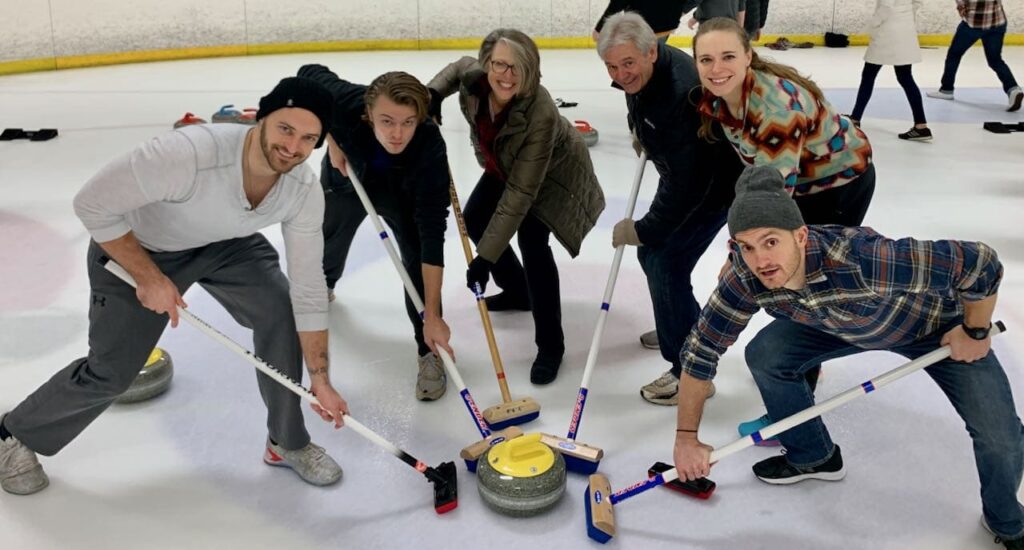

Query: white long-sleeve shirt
[73,124,328,331]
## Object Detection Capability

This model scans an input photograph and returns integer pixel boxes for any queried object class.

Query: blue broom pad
[563,453,600,475]
[584,486,613,543]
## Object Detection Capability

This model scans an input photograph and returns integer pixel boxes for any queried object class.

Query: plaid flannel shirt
[958,0,1007,29]
[679,225,1003,380]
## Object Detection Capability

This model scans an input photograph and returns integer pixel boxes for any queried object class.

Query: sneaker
[0,417,49,495]
[484,291,531,312]
[926,89,954,101]
[1009,87,1023,113]
[983,516,1024,549]
[737,414,781,447]
[639,330,659,350]
[753,445,846,485]
[416,353,447,401]
[640,371,715,406]
[898,127,932,141]
[263,438,342,486]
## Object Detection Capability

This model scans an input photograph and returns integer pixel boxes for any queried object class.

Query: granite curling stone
[574,120,599,147]
[117,348,174,404]
[477,433,566,517]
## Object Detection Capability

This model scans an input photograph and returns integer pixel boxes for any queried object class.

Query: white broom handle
[344,166,466,391]
[580,151,647,391]
[658,321,1006,486]
[101,259,401,456]
[344,164,492,439]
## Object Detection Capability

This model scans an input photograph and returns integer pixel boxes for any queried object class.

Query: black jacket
[298,64,450,267]
[620,42,744,246]
[595,1,688,34]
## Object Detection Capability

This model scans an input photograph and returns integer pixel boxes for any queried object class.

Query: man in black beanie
[0,76,349,496]
[667,165,1023,546]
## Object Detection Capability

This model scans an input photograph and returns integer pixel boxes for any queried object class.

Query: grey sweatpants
[6,234,311,455]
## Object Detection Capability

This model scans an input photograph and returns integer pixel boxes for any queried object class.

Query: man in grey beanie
[668,166,1023,545]
[0,76,348,496]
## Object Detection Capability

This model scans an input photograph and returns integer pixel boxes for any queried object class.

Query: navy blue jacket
[619,42,744,246]
[298,64,450,267]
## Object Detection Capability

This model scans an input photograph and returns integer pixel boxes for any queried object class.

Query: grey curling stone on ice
[116,348,174,404]
[477,433,567,517]
[575,120,599,147]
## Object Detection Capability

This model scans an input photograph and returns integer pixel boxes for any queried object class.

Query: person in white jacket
[849,0,932,141]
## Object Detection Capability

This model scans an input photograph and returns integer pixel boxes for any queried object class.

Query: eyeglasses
[488,60,518,77]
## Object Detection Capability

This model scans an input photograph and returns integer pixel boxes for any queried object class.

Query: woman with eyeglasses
[427,28,605,384]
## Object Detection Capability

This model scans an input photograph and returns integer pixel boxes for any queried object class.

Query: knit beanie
[727,166,805,236]
[257,77,333,148]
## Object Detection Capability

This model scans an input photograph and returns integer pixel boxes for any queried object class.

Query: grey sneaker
[263,439,342,486]
[416,353,447,401]
[640,371,716,405]
[926,89,954,100]
[0,426,49,495]
[1009,87,1023,112]
[639,330,659,350]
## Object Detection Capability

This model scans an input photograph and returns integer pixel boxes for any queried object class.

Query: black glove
[428,88,444,125]
[466,256,492,294]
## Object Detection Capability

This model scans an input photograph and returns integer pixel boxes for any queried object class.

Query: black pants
[463,172,564,353]
[851,63,927,125]
[794,163,876,226]
[322,171,431,357]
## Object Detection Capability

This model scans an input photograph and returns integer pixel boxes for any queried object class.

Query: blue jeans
[637,208,727,376]
[746,318,1024,539]
[940,22,1019,94]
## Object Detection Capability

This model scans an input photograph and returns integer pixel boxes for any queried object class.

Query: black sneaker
[753,445,846,485]
[898,127,932,141]
[530,348,563,385]
[484,291,531,312]
[983,516,1024,549]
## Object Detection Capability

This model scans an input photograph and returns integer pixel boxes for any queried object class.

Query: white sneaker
[1009,87,1023,112]
[264,438,342,486]
[926,89,954,100]
[0,419,49,495]
[416,353,447,401]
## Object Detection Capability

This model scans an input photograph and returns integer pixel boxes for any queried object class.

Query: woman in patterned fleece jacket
[691,17,878,441]
[693,17,876,228]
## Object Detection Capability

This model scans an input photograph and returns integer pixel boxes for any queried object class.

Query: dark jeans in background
[852,63,928,125]
[940,22,1019,94]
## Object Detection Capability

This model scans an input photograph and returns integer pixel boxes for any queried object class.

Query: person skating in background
[926,0,1023,112]
[850,0,932,141]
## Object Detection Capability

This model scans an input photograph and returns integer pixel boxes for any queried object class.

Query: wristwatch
[962,322,991,341]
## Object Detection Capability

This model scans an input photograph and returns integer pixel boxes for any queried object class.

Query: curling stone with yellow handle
[116,348,174,404]
[476,433,567,517]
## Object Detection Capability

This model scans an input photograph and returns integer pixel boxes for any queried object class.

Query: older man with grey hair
[597,11,744,405]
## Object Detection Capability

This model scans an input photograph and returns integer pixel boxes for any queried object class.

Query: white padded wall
[2,1,1023,64]
[0,0,53,62]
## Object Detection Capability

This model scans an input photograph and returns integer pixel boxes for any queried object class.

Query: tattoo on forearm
[308,366,329,377]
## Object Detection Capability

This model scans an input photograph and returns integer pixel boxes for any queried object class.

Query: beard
[259,124,304,174]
